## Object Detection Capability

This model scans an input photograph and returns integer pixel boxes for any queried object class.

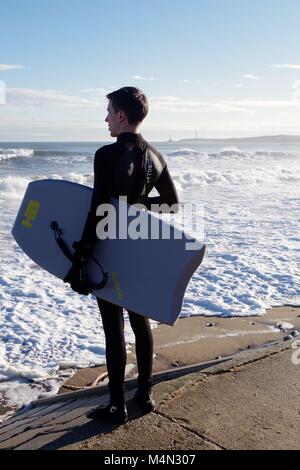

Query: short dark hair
[106,87,149,125]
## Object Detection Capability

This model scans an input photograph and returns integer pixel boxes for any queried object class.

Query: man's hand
[64,240,93,295]
[66,264,92,295]
[72,240,93,265]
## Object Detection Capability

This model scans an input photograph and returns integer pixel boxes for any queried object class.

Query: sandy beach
[58,305,300,394]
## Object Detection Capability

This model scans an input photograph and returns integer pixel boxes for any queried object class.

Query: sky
[1,0,300,141]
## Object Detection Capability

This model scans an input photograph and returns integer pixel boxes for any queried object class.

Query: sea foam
[0,148,34,162]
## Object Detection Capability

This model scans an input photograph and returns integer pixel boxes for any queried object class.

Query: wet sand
[1,305,299,420]
[58,305,300,393]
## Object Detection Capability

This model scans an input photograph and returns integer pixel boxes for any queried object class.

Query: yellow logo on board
[111,272,124,300]
[22,200,40,228]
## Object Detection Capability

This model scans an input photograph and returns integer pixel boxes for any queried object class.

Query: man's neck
[117,125,139,135]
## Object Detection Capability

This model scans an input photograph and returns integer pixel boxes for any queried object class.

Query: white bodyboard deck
[12,180,206,325]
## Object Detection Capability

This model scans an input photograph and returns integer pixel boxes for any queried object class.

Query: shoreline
[0,305,299,421]
[58,305,300,394]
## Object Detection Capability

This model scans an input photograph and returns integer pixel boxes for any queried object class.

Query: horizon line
[1,133,300,144]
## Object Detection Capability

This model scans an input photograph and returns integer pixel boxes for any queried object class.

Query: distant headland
[175,135,300,144]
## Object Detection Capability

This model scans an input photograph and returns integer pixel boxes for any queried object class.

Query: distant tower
[195,130,198,139]
[168,134,172,142]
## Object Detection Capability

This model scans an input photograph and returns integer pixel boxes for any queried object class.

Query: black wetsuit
[82,132,179,404]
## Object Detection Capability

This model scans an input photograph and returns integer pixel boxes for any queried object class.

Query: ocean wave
[0,148,34,162]
[34,149,93,158]
[208,148,300,159]
[0,173,93,201]
[0,175,31,201]
[62,172,93,186]
[45,172,93,186]
[168,148,202,157]
[168,147,300,160]
[1,165,297,203]
[254,150,299,158]
[172,166,300,188]
[0,148,93,164]
[35,149,77,157]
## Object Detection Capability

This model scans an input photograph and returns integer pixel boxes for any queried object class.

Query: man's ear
[119,110,127,123]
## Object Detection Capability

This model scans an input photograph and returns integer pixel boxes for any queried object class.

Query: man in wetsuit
[68,87,179,424]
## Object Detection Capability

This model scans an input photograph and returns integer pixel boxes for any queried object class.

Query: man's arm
[80,147,113,248]
[145,166,179,213]
[64,148,112,295]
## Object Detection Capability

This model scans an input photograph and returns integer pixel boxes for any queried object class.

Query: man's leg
[128,311,155,412]
[98,298,127,404]
[87,298,127,423]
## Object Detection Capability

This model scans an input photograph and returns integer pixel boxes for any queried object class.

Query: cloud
[243,74,263,81]
[234,84,244,88]
[150,96,254,114]
[0,116,102,129]
[0,64,26,71]
[133,75,157,81]
[79,88,109,94]
[292,80,300,104]
[177,79,202,84]
[271,64,300,70]
[6,87,106,108]
[221,99,299,108]
[0,80,5,105]
[149,96,300,114]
